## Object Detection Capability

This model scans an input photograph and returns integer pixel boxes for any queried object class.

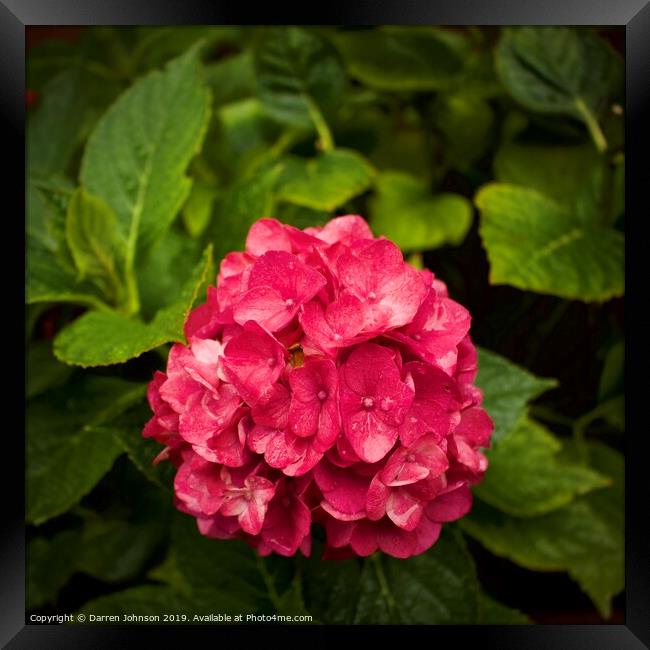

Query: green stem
[371,554,396,612]
[124,267,140,316]
[307,99,334,152]
[269,128,303,158]
[575,99,608,154]
[257,556,282,612]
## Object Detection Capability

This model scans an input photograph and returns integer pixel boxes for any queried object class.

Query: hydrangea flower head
[144,216,492,558]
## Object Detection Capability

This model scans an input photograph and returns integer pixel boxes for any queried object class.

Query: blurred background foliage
[26,25,624,624]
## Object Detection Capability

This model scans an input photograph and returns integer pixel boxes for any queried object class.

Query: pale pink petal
[386,489,424,531]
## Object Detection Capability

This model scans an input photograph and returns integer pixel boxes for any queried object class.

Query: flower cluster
[144,216,492,559]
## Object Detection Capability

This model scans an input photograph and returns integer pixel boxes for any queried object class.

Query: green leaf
[254,27,346,128]
[66,188,126,305]
[26,234,109,309]
[170,513,267,612]
[98,404,175,490]
[476,347,558,444]
[27,178,109,309]
[494,141,613,223]
[26,340,75,399]
[353,529,480,624]
[27,69,87,175]
[369,171,472,251]
[211,99,283,179]
[204,51,257,107]
[301,551,362,624]
[27,377,146,525]
[274,203,330,230]
[474,416,610,516]
[496,28,623,151]
[461,442,624,618]
[27,175,75,257]
[478,594,530,624]
[598,340,624,401]
[132,26,242,74]
[333,27,467,91]
[27,530,82,610]
[53,245,213,367]
[76,473,170,583]
[78,585,196,619]
[476,183,624,301]
[80,45,211,260]
[181,180,217,238]
[276,149,374,211]
[211,172,277,261]
[432,93,495,170]
[78,518,165,583]
[136,228,204,320]
[368,117,434,180]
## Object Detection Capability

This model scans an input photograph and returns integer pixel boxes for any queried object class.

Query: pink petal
[411,517,442,555]
[300,294,367,352]
[174,453,225,516]
[386,489,424,531]
[251,383,290,429]
[248,251,326,306]
[349,520,380,556]
[246,218,293,256]
[313,460,371,516]
[365,474,390,521]
[192,419,251,468]
[320,501,366,521]
[178,387,240,445]
[380,446,431,487]
[454,406,493,448]
[184,286,222,340]
[340,342,401,397]
[233,285,297,332]
[260,484,311,556]
[248,424,281,454]
[323,517,355,548]
[425,485,473,522]
[221,321,287,404]
[337,240,427,331]
[343,409,400,464]
[375,522,418,559]
[197,513,242,540]
[399,361,462,446]
[281,440,323,477]
[314,215,373,245]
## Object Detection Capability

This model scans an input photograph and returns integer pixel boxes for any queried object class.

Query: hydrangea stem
[307,99,334,152]
[257,556,282,612]
[575,99,608,154]
[371,553,396,612]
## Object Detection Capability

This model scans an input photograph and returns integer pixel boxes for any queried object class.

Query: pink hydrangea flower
[144,216,492,559]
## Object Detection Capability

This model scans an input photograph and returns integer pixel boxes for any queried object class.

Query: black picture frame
[8,2,647,647]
